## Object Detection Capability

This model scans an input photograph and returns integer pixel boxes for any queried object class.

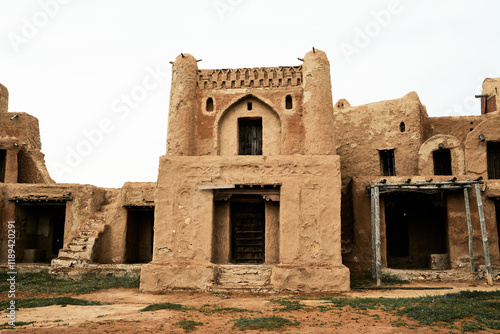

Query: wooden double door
[231,199,265,264]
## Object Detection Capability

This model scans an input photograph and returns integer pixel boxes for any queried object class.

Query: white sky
[1,0,499,188]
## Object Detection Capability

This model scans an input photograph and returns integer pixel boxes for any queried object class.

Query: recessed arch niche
[217,96,281,155]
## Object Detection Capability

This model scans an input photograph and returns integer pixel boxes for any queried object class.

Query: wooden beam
[198,184,235,190]
[463,187,475,272]
[474,183,493,285]
[368,179,482,189]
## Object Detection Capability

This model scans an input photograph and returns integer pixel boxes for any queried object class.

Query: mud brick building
[0,49,499,291]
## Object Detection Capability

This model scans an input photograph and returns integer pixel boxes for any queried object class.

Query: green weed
[270,298,306,311]
[0,321,35,329]
[234,316,300,330]
[0,270,139,294]
[0,297,101,311]
[141,302,190,312]
[318,290,500,332]
[177,319,203,332]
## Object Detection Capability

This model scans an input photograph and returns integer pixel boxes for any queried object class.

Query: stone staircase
[51,218,108,268]
[214,265,272,292]
[51,193,117,268]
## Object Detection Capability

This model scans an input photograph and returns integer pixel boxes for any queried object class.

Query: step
[80,231,99,238]
[58,249,92,260]
[67,243,88,252]
[51,257,89,268]
[217,265,271,286]
[71,237,90,245]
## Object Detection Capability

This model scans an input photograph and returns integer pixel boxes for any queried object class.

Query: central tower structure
[140,49,349,292]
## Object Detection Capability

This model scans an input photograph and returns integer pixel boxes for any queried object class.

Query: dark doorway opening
[125,207,154,263]
[384,193,448,269]
[433,149,452,175]
[231,197,265,264]
[16,203,66,263]
[379,149,396,176]
[487,142,500,179]
[238,118,262,155]
[0,149,6,182]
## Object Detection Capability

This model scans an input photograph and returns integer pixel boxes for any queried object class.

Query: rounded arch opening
[216,95,281,156]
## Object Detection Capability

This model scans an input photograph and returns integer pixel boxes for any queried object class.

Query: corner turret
[0,83,9,113]
[166,53,198,156]
[302,49,336,155]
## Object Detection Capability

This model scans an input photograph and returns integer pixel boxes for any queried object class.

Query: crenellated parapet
[197,66,303,90]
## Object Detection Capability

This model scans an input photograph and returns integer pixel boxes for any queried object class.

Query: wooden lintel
[377,185,468,193]
[367,179,483,191]
[198,184,235,190]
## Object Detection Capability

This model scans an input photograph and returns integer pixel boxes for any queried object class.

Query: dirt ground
[7,281,499,333]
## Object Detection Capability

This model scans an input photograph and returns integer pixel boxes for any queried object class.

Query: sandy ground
[5,281,499,333]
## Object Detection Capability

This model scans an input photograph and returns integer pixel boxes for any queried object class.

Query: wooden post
[474,183,493,286]
[370,186,376,279]
[370,186,382,286]
[463,187,475,272]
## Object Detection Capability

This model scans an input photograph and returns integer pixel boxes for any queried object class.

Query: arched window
[400,122,405,132]
[285,95,293,109]
[206,97,214,112]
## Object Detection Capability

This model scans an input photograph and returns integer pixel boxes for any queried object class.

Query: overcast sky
[1,0,499,188]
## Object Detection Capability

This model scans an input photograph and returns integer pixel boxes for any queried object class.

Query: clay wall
[94,182,156,264]
[334,92,428,178]
[0,183,104,262]
[418,135,465,175]
[427,116,484,142]
[153,155,342,265]
[141,154,349,291]
[17,149,53,183]
[121,182,156,206]
[0,113,42,150]
[465,117,500,178]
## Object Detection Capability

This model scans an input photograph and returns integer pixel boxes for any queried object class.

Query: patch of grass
[141,302,191,312]
[0,321,35,329]
[350,271,409,287]
[234,316,300,330]
[270,298,306,311]
[318,290,500,332]
[141,302,251,314]
[202,306,249,314]
[177,320,203,332]
[0,297,101,311]
[392,317,409,327]
[0,270,139,294]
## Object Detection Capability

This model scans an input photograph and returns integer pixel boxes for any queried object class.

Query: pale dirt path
[8,281,499,333]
